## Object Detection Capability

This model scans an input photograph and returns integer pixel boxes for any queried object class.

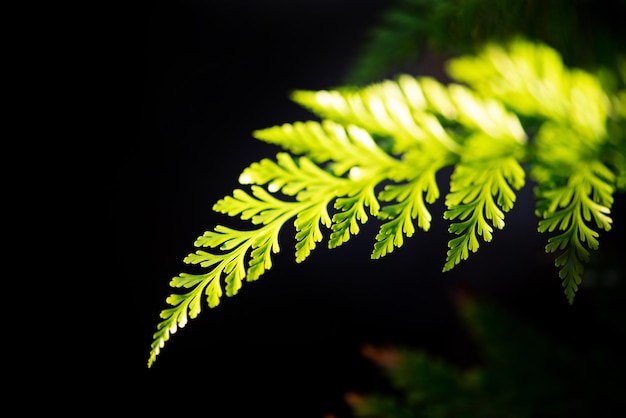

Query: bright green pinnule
[148,39,625,367]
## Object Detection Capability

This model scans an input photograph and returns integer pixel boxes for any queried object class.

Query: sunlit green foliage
[148,39,625,368]
[447,40,625,302]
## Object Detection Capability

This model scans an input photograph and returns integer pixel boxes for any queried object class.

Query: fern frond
[252,121,427,251]
[149,149,399,366]
[445,83,527,144]
[149,155,341,366]
[443,152,525,271]
[212,186,290,225]
[372,150,446,258]
[148,37,625,367]
[148,219,283,367]
[252,55,530,266]
[447,39,611,139]
[238,152,344,197]
[291,75,463,154]
[252,121,403,178]
[447,39,620,299]
[294,199,332,262]
[531,108,619,303]
[536,162,616,303]
[329,177,381,249]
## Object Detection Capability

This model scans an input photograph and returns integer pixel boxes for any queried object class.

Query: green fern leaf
[235,155,345,264]
[443,154,525,271]
[239,152,345,197]
[294,200,332,262]
[290,75,463,154]
[148,266,226,367]
[213,186,290,225]
[151,140,414,366]
[536,161,615,303]
[148,181,301,367]
[372,155,443,259]
[253,121,399,177]
[329,180,380,249]
[447,39,611,140]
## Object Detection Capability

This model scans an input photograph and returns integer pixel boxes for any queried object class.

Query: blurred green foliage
[345,0,626,85]
[345,290,625,418]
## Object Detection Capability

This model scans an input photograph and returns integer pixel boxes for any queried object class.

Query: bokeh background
[108,1,625,416]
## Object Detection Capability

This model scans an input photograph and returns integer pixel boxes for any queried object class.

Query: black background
[100,1,626,416]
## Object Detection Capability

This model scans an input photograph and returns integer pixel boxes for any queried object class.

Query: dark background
[102,1,625,416]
